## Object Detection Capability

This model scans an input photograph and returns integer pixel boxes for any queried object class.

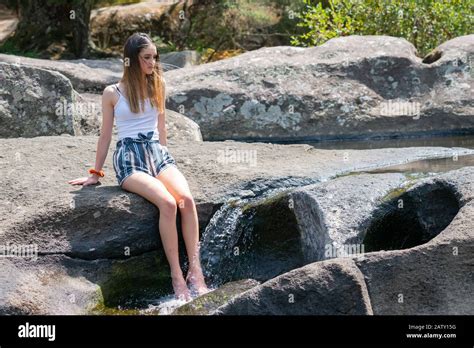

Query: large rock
[0,133,473,314]
[64,57,124,74]
[214,258,373,315]
[172,279,260,315]
[353,168,474,315]
[0,52,197,94]
[291,163,474,261]
[165,35,474,141]
[0,53,121,93]
[200,164,473,285]
[0,61,202,140]
[355,202,474,315]
[66,51,200,73]
[164,109,203,142]
[90,1,182,54]
[200,173,406,285]
[0,251,171,315]
[0,134,472,260]
[213,205,474,315]
[290,172,409,262]
[0,62,83,138]
[210,167,474,315]
[0,255,101,315]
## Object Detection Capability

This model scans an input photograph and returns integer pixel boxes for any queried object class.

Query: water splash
[139,285,219,315]
[139,295,188,315]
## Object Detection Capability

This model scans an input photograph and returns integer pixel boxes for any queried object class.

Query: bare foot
[171,273,191,301]
[186,268,209,296]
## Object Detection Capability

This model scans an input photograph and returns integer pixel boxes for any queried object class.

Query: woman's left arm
[158,109,168,146]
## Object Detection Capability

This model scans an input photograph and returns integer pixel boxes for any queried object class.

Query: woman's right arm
[68,86,115,186]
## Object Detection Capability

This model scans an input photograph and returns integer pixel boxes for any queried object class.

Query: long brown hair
[121,33,165,114]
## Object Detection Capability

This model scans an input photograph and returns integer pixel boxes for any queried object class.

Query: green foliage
[291,0,474,56]
[150,35,177,54]
[181,0,283,57]
[0,40,39,58]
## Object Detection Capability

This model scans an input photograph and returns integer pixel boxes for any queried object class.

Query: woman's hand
[68,175,100,186]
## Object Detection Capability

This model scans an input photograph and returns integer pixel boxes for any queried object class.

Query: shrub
[291,0,473,56]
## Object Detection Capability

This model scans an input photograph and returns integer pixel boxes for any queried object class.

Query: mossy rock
[90,251,173,313]
[172,279,260,315]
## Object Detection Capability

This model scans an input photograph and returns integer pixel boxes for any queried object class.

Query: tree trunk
[6,0,93,58]
[71,0,94,57]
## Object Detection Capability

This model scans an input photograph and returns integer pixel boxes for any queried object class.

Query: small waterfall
[200,201,248,286]
[200,187,296,286]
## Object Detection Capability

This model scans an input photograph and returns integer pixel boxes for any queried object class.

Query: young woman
[68,33,208,301]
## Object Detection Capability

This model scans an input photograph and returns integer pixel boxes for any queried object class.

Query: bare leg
[156,166,209,295]
[121,171,191,301]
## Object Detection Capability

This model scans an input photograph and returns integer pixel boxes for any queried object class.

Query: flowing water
[199,201,245,285]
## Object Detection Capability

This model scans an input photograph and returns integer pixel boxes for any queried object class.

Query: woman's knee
[157,197,177,218]
[177,193,195,211]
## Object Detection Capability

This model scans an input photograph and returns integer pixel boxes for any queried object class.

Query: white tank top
[113,84,160,141]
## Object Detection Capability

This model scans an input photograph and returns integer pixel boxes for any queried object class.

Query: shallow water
[293,134,474,150]
[294,134,474,175]
[363,154,474,174]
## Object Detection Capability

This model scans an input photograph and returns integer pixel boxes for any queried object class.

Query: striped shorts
[112,131,177,186]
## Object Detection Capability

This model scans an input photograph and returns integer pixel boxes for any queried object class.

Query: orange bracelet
[88,168,105,177]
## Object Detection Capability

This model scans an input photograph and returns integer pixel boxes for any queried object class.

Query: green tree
[291,0,473,56]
